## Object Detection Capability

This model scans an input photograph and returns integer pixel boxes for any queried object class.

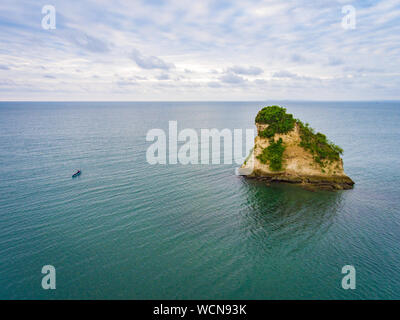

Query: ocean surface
[0,101,400,299]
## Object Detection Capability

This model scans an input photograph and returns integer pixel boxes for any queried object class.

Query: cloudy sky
[0,0,399,100]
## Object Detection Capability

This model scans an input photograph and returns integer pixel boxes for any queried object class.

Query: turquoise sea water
[0,101,400,299]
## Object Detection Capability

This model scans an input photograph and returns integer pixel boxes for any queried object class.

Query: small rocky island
[240,106,354,190]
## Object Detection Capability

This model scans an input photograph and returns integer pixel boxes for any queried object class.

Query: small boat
[72,170,81,178]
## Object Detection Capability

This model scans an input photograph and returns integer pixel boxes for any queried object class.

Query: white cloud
[131,49,175,70]
[272,70,298,78]
[228,65,263,75]
[0,0,399,100]
[219,73,247,84]
[156,73,170,80]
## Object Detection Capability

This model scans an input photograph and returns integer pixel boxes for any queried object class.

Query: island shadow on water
[238,178,345,256]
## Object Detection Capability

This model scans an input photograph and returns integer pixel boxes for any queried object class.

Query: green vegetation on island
[256,138,285,171]
[297,120,343,167]
[256,105,296,138]
[255,106,343,171]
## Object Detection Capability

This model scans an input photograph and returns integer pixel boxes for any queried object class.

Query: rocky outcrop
[240,108,354,190]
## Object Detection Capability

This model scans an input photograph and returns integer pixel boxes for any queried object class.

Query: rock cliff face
[240,106,354,190]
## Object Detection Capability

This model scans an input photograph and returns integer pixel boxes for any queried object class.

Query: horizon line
[1,99,400,103]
